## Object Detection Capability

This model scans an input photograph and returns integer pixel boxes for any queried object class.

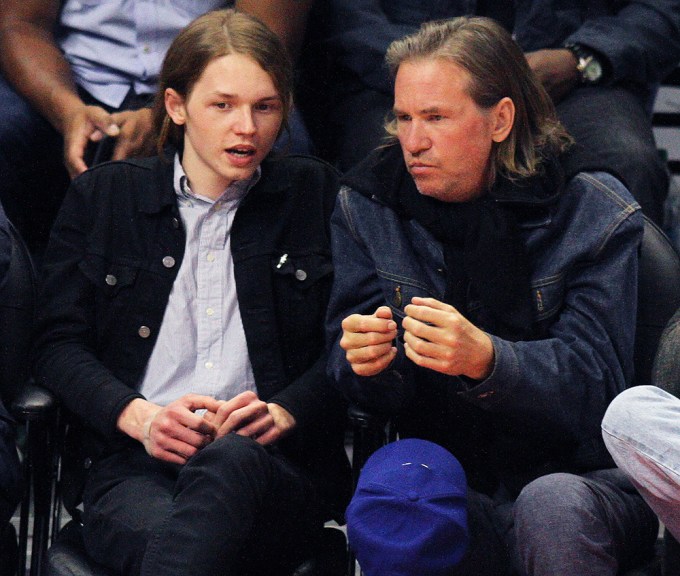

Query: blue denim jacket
[327,170,643,492]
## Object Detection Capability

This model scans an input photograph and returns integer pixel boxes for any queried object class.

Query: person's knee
[515,473,595,535]
[602,386,666,441]
[188,434,273,485]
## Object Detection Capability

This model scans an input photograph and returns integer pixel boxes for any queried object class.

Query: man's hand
[207,390,294,446]
[63,106,155,178]
[340,305,398,377]
[117,395,222,465]
[109,107,155,161]
[525,48,579,103]
[402,297,494,380]
[62,103,120,178]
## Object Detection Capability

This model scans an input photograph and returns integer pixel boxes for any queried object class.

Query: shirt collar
[173,153,261,205]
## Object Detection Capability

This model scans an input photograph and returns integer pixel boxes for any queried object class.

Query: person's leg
[140,433,324,576]
[514,469,658,576]
[0,73,69,255]
[557,86,668,225]
[81,446,178,575]
[602,385,680,540]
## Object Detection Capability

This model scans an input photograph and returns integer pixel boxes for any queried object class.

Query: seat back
[634,215,680,387]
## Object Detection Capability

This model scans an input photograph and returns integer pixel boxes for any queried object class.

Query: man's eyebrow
[392,106,442,115]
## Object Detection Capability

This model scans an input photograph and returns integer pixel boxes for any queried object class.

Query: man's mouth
[227,145,256,157]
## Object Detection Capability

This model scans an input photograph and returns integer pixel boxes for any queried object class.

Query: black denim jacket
[33,152,350,515]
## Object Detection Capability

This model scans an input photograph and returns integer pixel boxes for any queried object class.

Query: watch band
[564,43,604,85]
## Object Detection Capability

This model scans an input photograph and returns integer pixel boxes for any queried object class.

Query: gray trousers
[455,469,658,576]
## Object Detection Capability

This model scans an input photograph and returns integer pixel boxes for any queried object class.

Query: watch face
[583,58,603,83]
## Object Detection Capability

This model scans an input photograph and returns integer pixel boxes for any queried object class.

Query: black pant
[82,434,324,576]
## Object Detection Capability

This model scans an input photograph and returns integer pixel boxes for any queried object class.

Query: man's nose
[402,122,430,155]
[234,107,256,135]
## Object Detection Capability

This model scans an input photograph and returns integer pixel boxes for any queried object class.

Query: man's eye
[214,102,228,110]
[428,115,443,121]
[396,114,411,122]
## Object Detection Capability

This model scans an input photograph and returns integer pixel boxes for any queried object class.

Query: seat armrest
[11,383,58,422]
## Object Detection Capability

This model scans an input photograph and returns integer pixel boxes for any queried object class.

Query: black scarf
[344,144,565,341]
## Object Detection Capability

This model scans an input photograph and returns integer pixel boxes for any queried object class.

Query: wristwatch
[564,44,604,85]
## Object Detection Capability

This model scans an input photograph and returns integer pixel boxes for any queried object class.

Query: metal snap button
[294,269,307,281]
[138,326,151,338]
[162,256,176,268]
[105,274,117,286]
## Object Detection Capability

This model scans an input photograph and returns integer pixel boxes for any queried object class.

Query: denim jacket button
[138,326,151,338]
[171,217,180,229]
[105,274,117,286]
[162,256,176,268]
[295,269,307,281]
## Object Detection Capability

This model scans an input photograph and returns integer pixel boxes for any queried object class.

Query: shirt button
[105,274,117,286]
[205,361,214,369]
[143,44,151,54]
[138,326,151,338]
[162,256,176,268]
[206,307,214,316]
[295,269,307,281]
[207,253,215,262]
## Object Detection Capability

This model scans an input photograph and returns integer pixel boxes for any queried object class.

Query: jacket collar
[136,150,292,214]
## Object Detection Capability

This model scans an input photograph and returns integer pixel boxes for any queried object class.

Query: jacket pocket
[78,254,141,345]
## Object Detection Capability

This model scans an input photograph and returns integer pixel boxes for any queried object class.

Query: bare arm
[0,0,79,132]
[0,0,130,177]
[235,0,315,60]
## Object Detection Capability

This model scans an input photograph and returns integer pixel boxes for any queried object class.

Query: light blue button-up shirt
[58,0,228,108]
[139,154,260,406]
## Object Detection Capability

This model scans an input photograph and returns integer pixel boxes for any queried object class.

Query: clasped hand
[341,297,494,380]
[121,391,295,465]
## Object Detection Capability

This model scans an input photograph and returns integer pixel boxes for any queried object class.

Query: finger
[351,347,397,377]
[253,426,281,446]
[216,398,268,437]
[234,410,274,440]
[404,341,447,372]
[374,305,394,320]
[342,313,397,335]
[64,129,93,177]
[403,330,449,361]
[345,341,396,364]
[87,107,120,137]
[409,296,455,313]
[340,329,396,352]
[402,315,442,343]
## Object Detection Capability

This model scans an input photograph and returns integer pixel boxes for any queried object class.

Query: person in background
[33,10,348,575]
[327,16,657,575]
[0,0,315,254]
[320,0,680,225]
[0,200,20,576]
[602,306,680,540]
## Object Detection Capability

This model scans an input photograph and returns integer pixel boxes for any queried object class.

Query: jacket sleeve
[325,0,418,95]
[516,0,680,85]
[32,176,143,440]
[325,188,415,415]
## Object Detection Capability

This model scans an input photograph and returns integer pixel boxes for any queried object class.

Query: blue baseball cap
[346,439,468,576]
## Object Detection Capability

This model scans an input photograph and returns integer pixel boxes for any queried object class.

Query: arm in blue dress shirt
[0,0,152,178]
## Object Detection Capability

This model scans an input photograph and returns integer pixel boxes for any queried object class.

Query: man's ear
[491,97,515,143]
[165,88,186,126]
